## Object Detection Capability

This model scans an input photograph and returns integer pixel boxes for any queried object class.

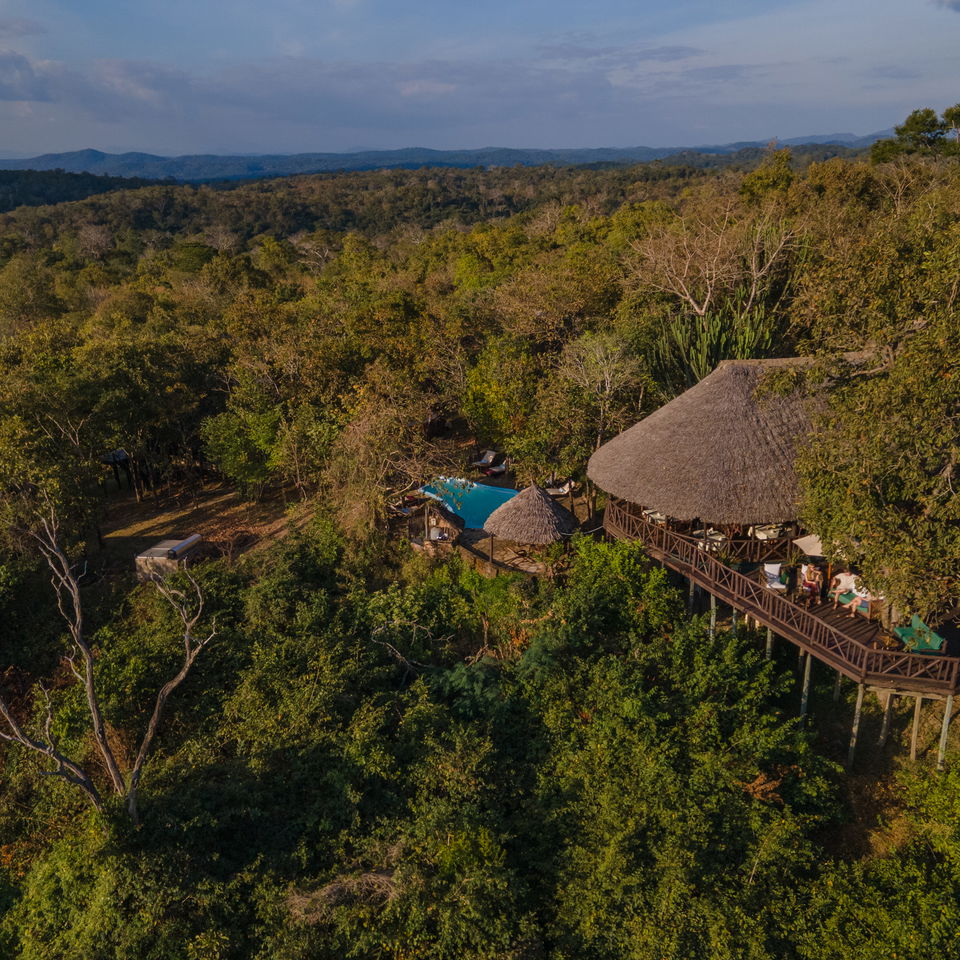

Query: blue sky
[0,0,958,155]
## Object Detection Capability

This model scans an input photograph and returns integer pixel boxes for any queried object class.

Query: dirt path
[97,482,309,572]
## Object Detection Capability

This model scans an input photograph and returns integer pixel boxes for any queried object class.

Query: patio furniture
[693,528,725,552]
[470,450,498,469]
[762,563,787,592]
[751,523,786,541]
[483,459,509,477]
[894,614,946,654]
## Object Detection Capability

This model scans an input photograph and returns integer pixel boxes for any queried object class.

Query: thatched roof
[484,485,577,545]
[587,358,815,525]
[428,501,465,531]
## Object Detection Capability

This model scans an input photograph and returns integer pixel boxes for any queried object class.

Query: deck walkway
[605,498,960,697]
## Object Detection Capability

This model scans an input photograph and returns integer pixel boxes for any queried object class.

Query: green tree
[797,332,960,616]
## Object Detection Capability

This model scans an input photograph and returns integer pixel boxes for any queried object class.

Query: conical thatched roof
[587,358,815,525]
[484,485,577,545]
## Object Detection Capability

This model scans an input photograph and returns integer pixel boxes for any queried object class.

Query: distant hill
[0,132,891,183]
[0,168,158,213]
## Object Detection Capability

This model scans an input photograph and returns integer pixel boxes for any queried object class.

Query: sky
[0,0,958,156]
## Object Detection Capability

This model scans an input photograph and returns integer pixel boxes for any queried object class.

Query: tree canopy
[1,130,960,958]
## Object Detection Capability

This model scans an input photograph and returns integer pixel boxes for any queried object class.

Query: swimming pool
[420,477,518,530]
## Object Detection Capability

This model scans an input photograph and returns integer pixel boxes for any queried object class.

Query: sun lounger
[894,614,945,654]
[470,450,498,469]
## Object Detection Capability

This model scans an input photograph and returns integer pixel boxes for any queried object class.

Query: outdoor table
[752,524,785,540]
[693,528,726,552]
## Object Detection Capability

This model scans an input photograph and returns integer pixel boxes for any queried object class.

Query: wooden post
[801,653,812,717]
[687,578,696,614]
[879,692,895,746]
[910,695,923,761]
[709,593,716,639]
[731,608,738,636]
[833,671,842,703]
[937,695,953,771]
[846,682,865,770]
[765,628,773,660]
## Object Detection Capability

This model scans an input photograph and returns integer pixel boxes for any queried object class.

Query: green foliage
[740,148,795,204]
[797,326,960,614]
[3,144,960,959]
[654,298,783,390]
[201,408,280,498]
[871,105,960,162]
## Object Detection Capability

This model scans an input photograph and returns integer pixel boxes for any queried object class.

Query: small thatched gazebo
[587,358,814,526]
[484,484,577,546]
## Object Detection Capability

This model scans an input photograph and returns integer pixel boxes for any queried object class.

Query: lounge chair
[762,563,787,592]
[483,459,509,477]
[470,450,498,469]
[894,614,946,654]
[546,479,577,496]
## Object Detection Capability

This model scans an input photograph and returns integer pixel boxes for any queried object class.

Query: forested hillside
[0,170,157,214]
[0,140,863,181]
[1,146,959,958]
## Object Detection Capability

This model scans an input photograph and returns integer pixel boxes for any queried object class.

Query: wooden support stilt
[910,695,923,761]
[833,671,842,703]
[879,692,895,746]
[687,578,696,614]
[765,628,773,660]
[709,593,716,639]
[798,647,804,672]
[731,608,738,636]
[801,653,812,717]
[937,694,953,771]
[846,682,865,770]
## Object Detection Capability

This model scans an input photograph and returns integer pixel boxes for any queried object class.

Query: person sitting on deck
[830,571,858,608]
[842,578,874,619]
[799,563,823,605]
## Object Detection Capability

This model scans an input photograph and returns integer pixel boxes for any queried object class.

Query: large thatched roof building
[587,358,815,525]
[484,484,577,545]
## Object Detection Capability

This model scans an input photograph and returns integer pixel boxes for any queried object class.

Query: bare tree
[0,500,216,823]
[628,199,798,318]
[557,333,647,451]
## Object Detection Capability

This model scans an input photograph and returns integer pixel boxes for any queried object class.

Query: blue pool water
[420,477,518,529]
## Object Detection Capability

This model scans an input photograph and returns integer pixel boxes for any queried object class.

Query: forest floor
[96,481,310,573]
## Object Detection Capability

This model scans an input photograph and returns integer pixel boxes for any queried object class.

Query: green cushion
[837,591,868,609]
[896,615,945,653]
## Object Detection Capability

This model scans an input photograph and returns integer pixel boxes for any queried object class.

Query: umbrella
[792,534,824,557]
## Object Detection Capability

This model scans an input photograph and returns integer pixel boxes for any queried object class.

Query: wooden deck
[605,497,960,697]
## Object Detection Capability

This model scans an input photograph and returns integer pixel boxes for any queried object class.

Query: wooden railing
[640,520,798,564]
[605,498,960,696]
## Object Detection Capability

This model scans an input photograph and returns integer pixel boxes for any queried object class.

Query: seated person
[830,571,858,607]
[800,563,823,603]
[843,578,872,618]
